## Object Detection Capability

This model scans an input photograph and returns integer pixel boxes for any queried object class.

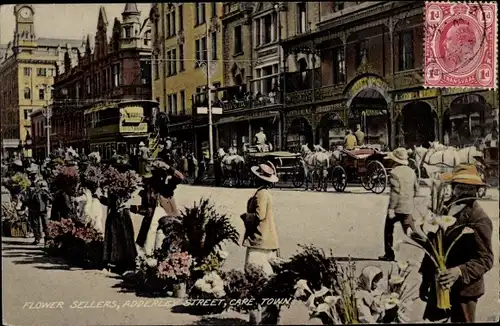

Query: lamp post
[40,85,55,157]
[206,24,214,165]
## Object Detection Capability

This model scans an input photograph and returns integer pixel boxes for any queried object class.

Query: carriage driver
[254,127,268,152]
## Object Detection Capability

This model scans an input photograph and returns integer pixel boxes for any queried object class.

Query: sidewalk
[2,237,248,326]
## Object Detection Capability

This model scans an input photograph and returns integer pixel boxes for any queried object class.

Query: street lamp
[40,85,55,157]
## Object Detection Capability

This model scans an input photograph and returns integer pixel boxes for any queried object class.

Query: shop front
[169,120,195,155]
[247,110,281,151]
[345,75,391,147]
[314,103,346,150]
[284,107,313,152]
[441,90,497,148]
[393,88,439,148]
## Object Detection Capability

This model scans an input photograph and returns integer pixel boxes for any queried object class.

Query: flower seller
[419,164,493,323]
[24,164,52,245]
[134,159,185,256]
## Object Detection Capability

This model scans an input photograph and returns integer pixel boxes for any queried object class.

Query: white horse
[300,144,330,191]
[217,148,245,186]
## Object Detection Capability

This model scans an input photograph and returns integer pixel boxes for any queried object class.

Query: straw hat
[27,163,39,175]
[139,141,145,147]
[251,161,279,183]
[440,164,487,186]
[13,159,23,167]
[384,147,409,165]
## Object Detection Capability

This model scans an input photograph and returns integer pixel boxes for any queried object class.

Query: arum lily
[384,294,401,310]
[392,238,404,252]
[314,286,330,297]
[314,303,334,319]
[461,226,474,234]
[294,279,312,298]
[324,295,341,305]
[389,275,404,285]
[422,218,440,234]
[436,215,457,232]
[396,260,409,271]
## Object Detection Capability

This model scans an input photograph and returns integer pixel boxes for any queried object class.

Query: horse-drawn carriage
[244,151,303,187]
[330,148,420,194]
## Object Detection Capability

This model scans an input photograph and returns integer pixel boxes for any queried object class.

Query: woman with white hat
[240,161,280,324]
[240,161,280,275]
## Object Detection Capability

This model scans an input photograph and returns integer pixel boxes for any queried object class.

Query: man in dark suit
[419,165,493,323]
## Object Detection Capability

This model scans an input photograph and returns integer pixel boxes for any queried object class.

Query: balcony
[392,68,424,89]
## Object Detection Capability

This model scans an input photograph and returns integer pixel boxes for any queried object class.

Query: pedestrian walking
[419,165,493,323]
[379,147,424,261]
[24,164,52,245]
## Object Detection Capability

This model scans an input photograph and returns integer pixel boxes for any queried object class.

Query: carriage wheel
[292,164,305,188]
[361,169,374,191]
[331,166,347,192]
[408,158,421,183]
[368,161,387,194]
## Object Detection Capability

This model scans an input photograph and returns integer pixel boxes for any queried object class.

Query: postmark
[424,2,498,89]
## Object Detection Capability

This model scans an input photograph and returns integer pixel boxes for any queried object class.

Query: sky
[0,4,150,44]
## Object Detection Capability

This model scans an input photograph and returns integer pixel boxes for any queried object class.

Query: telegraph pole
[43,105,52,157]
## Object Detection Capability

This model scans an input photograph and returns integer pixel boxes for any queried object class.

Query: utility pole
[206,24,214,165]
[44,106,52,157]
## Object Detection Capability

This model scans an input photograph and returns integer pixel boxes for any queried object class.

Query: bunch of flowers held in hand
[55,166,80,192]
[396,179,477,310]
[156,251,192,282]
[102,167,139,201]
[81,165,103,193]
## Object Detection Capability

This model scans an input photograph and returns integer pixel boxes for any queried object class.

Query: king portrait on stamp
[424,2,498,89]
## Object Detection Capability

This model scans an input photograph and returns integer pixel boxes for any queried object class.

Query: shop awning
[214,116,246,126]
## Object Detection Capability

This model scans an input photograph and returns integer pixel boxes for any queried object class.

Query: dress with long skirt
[103,203,137,273]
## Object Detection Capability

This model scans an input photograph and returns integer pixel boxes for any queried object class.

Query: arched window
[24,87,31,99]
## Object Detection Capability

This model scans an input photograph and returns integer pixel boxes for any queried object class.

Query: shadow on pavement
[192,317,248,325]
[109,275,172,298]
[335,256,380,262]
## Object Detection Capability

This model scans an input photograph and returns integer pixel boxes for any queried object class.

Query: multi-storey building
[216,2,288,150]
[34,4,152,157]
[280,1,498,150]
[0,4,83,158]
[150,3,224,155]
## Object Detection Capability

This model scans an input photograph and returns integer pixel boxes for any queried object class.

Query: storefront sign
[394,89,438,102]
[257,48,278,58]
[346,77,389,107]
[249,110,278,119]
[441,87,473,96]
[120,123,148,133]
[286,108,311,117]
[316,103,345,114]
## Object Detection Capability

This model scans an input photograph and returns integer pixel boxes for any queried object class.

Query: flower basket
[173,282,187,298]
[188,271,228,315]
[3,219,29,238]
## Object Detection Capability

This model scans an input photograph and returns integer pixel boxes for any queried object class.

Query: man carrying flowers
[418,165,493,323]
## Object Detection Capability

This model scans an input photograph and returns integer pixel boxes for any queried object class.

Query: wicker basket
[2,219,29,238]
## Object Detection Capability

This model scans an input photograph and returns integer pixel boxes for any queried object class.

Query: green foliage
[160,198,239,263]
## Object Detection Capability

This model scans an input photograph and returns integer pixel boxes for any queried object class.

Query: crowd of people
[1,140,495,323]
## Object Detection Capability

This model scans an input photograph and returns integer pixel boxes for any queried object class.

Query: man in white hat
[379,147,423,261]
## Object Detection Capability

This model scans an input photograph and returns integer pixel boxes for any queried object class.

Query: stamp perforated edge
[423,1,498,90]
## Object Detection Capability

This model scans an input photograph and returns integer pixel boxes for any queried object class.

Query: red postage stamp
[424,2,497,89]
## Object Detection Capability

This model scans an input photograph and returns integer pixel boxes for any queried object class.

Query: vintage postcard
[1,2,498,326]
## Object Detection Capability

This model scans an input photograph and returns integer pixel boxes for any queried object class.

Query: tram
[84,100,160,161]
